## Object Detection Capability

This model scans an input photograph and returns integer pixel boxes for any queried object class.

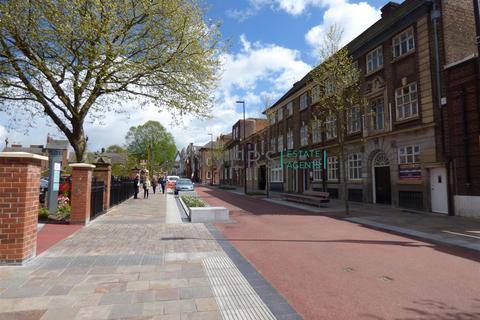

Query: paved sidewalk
[212,185,480,253]
[0,193,282,320]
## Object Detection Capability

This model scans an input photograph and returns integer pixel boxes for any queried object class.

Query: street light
[208,133,214,185]
[236,100,247,195]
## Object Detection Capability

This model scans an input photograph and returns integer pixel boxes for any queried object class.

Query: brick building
[262,0,476,213]
[223,118,268,188]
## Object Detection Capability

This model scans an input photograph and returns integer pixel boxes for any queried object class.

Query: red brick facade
[93,164,112,211]
[0,153,47,265]
[70,164,95,225]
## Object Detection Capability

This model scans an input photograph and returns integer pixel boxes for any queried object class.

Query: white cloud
[305,0,381,56]
[0,35,311,151]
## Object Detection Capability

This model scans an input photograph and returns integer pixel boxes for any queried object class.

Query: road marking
[442,230,480,240]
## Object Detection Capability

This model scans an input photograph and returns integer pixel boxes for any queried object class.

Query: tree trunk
[70,120,87,163]
[340,143,350,215]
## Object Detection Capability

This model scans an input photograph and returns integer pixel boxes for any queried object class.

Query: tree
[105,144,126,154]
[0,0,221,162]
[125,120,176,175]
[310,25,365,215]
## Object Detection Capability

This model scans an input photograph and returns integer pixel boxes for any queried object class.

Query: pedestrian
[160,175,166,194]
[133,174,140,199]
[152,177,158,194]
[143,178,150,199]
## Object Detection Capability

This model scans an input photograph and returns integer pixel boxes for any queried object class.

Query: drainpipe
[431,0,454,215]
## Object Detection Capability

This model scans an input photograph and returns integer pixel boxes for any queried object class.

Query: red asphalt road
[36,224,82,255]
[196,187,480,320]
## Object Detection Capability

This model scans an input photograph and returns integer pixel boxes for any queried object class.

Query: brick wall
[442,0,477,66]
[0,156,43,264]
[446,58,480,196]
[70,165,94,225]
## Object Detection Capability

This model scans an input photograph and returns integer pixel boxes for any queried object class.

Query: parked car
[166,175,180,190]
[39,177,49,203]
[174,178,194,195]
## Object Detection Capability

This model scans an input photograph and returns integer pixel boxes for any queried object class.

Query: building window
[300,92,309,110]
[393,27,415,58]
[260,140,265,154]
[398,145,420,164]
[270,137,276,153]
[300,123,308,146]
[371,97,385,130]
[277,135,283,151]
[348,153,362,180]
[312,119,322,143]
[312,85,320,103]
[269,114,275,125]
[395,82,418,120]
[366,46,383,73]
[271,162,283,183]
[325,115,337,140]
[327,156,338,181]
[313,160,322,181]
[277,108,283,121]
[347,106,362,134]
[286,102,293,116]
[207,171,212,179]
[287,130,293,149]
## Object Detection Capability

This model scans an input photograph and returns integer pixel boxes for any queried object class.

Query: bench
[281,191,330,207]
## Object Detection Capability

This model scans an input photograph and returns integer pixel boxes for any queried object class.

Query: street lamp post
[236,101,247,195]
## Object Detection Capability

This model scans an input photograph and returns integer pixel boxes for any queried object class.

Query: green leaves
[0,0,222,161]
[125,120,176,172]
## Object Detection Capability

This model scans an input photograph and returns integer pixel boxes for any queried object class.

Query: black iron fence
[110,176,134,207]
[90,178,105,220]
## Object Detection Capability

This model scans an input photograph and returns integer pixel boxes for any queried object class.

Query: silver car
[174,179,194,194]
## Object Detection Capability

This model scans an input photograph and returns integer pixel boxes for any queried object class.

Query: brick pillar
[93,163,112,211]
[0,152,47,265]
[70,164,95,225]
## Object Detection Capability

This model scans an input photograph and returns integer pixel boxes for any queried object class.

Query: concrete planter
[179,196,229,223]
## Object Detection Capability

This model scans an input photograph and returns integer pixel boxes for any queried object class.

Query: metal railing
[90,178,105,220]
[110,176,134,207]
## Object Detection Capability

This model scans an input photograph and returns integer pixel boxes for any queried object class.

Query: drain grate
[202,255,276,320]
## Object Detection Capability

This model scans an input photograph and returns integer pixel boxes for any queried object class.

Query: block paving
[0,192,279,320]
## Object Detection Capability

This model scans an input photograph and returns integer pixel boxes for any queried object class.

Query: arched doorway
[372,152,392,205]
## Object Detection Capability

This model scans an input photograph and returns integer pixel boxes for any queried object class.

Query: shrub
[181,195,205,208]
[57,195,70,205]
[38,206,50,220]
[57,204,71,215]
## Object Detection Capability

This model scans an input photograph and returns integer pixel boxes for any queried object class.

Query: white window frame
[270,162,284,183]
[207,171,212,179]
[325,115,337,140]
[348,153,362,180]
[366,46,383,74]
[270,137,276,153]
[286,102,293,116]
[393,27,415,58]
[277,135,284,152]
[371,97,385,130]
[398,145,420,164]
[300,124,308,146]
[312,85,320,103]
[313,160,322,181]
[300,92,309,110]
[327,156,338,181]
[395,82,418,120]
[277,108,283,121]
[312,119,322,143]
[269,114,276,125]
[348,106,362,134]
[287,130,294,149]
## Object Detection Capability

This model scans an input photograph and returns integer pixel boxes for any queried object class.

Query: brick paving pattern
[0,193,276,320]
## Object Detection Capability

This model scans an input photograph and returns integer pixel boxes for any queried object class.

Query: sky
[0,0,393,153]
